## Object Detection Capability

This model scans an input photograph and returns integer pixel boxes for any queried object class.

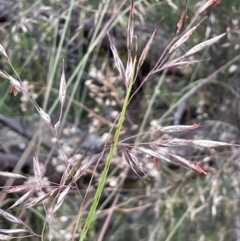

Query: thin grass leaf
[0,171,27,179]
[0,44,9,61]
[183,33,226,58]
[9,190,33,209]
[0,209,24,225]
[158,123,200,133]
[59,59,66,107]
[191,139,231,148]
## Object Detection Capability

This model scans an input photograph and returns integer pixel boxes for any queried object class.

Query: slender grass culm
[0,0,239,241]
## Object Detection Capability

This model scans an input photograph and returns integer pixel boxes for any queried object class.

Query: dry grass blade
[153,138,191,147]
[135,147,207,173]
[67,147,91,180]
[48,185,71,217]
[166,0,178,9]
[107,32,126,87]
[0,69,10,79]
[7,185,30,193]
[35,105,52,127]
[127,0,134,50]
[157,123,200,133]
[176,4,188,35]
[138,29,157,69]
[169,154,207,175]
[159,59,203,71]
[55,59,66,133]
[169,153,196,169]
[0,229,31,234]
[170,153,207,174]
[0,234,13,240]
[135,147,173,164]
[59,59,66,107]
[0,209,24,225]
[125,1,134,87]
[184,32,226,58]
[168,23,201,55]
[54,120,60,133]
[9,190,33,209]
[72,152,102,183]
[191,139,232,148]
[198,0,221,15]
[8,76,22,91]
[0,171,27,179]
[0,71,22,96]
[0,70,22,96]
[33,153,43,188]
[0,44,9,61]
[60,163,71,187]
[125,55,133,88]
[123,146,147,182]
[25,188,59,208]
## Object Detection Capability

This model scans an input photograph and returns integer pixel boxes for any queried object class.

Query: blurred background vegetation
[0,0,240,240]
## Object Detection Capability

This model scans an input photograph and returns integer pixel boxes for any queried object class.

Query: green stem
[79,58,136,241]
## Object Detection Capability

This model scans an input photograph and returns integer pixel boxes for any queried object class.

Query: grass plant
[0,1,239,241]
